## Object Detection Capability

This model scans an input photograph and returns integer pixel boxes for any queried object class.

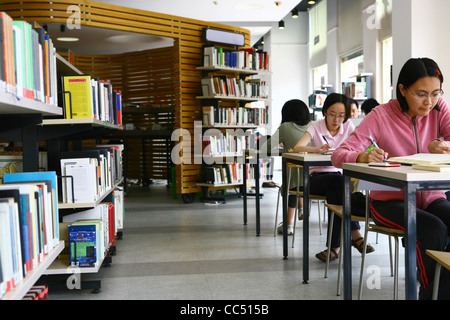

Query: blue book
[69,224,97,267]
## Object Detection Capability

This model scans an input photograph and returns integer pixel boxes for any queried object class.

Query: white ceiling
[49,0,316,55]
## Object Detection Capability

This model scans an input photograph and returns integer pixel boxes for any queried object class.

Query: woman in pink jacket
[332,57,450,299]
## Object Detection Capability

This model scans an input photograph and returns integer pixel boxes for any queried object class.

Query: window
[340,51,364,83]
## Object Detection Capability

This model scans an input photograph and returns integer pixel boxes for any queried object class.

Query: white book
[65,163,96,203]
[61,158,98,203]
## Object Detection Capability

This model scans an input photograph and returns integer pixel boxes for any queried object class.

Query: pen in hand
[322,135,332,149]
[369,135,387,162]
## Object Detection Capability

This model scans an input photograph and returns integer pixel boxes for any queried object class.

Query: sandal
[352,237,375,254]
[315,248,339,262]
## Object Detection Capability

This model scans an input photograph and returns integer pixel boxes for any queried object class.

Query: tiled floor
[48,175,407,300]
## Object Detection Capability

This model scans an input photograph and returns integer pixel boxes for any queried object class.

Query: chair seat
[426,250,450,271]
[325,204,366,222]
[368,224,405,236]
[289,190,326,200]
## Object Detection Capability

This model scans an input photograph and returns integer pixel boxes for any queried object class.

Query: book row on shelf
[62,75,123,125]
[203,46,270,72]
[342,81,368,100]
[0,11,123,126]
[60,144,124,204]
[201,76,268,99]
[61,194,124,269]
[201,158,272,185]
[0,171,60,299]
[202,105,269,127]
[0,12,58,105]
[202,132,258,157]
[0,143,124,299]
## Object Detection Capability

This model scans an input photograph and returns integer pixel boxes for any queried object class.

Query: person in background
[361,98,380,116]
[349,98,360,119]
[293,93,374,262]
[261,99,311,235]
[331,57,450,300]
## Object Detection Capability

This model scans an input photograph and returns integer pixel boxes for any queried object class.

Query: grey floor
[48,173,407,301]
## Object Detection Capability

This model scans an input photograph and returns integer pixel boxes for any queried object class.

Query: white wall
[392,0,450,95]
[265,12,310,171]
[268,11,310,134]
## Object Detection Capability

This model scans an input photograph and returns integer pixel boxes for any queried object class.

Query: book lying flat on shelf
[387,153,450,165]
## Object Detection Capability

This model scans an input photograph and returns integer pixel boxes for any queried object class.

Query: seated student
[361,98,380,116]
[331,57,450,300]
[261,99,311,235]
[349,98,360,119]
[293,93,374,262]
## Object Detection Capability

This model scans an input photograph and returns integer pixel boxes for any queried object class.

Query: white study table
[342,163,450,300]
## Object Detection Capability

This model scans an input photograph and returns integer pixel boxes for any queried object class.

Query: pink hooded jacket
[331,98,450,209]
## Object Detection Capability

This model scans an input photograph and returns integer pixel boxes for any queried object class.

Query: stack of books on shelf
[0,12,58,105]
[59,144,123,204]
[203,46,270,71]
[0,171,59,299]
[201,76,268,99]
[22,284,48,300]
[202,105,268,127]
[61,75,122,125]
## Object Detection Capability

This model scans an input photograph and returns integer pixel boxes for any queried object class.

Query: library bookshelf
[0,11,125,298]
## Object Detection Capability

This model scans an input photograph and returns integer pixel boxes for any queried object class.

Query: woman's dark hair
[361,98,379,115]
[396,57,444,112]
[322,93,350,123]
[281,99,311,126]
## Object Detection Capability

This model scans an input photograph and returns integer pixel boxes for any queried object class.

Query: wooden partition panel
[2,0,250,195]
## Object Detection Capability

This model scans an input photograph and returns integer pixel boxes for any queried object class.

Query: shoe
[352,237,375,254]
[277,223,294,235]
[315,248,339,262]
[263,181,278,188]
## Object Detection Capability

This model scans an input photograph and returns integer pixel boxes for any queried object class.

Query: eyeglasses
[326,113,346,119]
[405,87,444,101]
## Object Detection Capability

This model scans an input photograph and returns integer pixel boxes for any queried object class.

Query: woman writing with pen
[293,93,374,262]
[332,58,450,299]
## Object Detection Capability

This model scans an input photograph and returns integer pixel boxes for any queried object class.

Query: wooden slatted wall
[66,47,176,182]
[1,0,250,195]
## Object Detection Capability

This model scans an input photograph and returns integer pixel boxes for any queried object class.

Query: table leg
[404,184,417,300]
[282,160,288,259]
[302,165,310,284]
[243,160,247,226]
[255,154,260,237]
[343,175,352,299]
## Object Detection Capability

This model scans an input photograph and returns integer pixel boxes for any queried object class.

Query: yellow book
[62,75,93,119]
